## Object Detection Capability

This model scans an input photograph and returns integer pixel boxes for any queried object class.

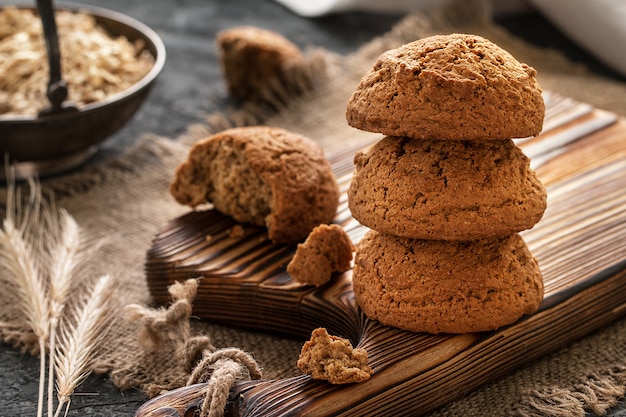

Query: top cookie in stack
[346,33,545,140]
[346,34,547,334]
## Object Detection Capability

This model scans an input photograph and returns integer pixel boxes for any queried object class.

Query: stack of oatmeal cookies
[346,34,547,334]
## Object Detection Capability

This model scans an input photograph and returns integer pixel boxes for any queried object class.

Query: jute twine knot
[187,347,263,417]
[125,279,263,416]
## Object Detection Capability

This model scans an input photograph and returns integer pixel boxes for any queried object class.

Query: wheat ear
[53,274,117,417]
[46,209,86,417]
[0,178,50,417]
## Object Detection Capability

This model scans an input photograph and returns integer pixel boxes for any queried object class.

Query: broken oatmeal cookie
[287,224,354,286]
[297,327,372,384]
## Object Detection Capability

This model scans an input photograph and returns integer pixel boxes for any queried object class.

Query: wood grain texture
[136,92,626,416]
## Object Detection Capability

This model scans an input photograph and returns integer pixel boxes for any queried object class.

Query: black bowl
[0,2,166,178]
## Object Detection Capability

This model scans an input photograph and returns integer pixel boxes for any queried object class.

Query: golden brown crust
[352,231,544,334]
[287,224,355,286]
[169,126,339,244]
[346,33,544,140]
[347,137,547,240]
[297,328,372,384]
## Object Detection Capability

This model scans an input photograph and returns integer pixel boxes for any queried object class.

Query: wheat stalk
[0,178,50,339]
[53,274,118,417]
[1,174,114,417]
[0,178,51,417]
[46,209,87,417]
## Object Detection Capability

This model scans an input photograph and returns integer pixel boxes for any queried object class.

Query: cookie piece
[287,224,355,286]
[346,33,544,140]
[170,126,339,244]
[348,137,547,240]
[216,26,314,104]
[352,230,544,334]
[297,327,372,384]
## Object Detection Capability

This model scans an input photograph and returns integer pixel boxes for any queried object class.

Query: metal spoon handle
[36,0,72,114]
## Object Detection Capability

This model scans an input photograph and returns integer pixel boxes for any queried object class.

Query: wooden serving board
[136,92,626,416]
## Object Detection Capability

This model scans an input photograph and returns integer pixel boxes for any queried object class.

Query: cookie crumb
[297,328,372,384]
[229,224,245,239]
[287,224,354,286]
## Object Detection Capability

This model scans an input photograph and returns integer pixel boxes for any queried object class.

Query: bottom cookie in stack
[352,230,544,334]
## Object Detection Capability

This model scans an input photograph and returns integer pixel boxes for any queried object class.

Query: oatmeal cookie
[348,136,547,240]
[216,26,314,104]
[170,126,339,244]
[352,230,544,334]
[346,33,544,140]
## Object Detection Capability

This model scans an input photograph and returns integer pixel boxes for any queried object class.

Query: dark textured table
[1,0,624,415]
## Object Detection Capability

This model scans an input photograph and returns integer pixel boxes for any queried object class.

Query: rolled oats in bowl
[0,6,155,116]
[0,3,165,178]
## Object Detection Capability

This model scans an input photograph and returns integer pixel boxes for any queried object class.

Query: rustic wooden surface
[138,92,626,416]
[2,0,626,415]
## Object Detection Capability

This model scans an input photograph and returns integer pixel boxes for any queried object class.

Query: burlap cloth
[2,0,626,415]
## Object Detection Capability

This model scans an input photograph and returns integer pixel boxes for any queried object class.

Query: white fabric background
[274,0,626,77]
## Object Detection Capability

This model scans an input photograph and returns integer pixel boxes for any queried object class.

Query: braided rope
[187,347,263,417]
